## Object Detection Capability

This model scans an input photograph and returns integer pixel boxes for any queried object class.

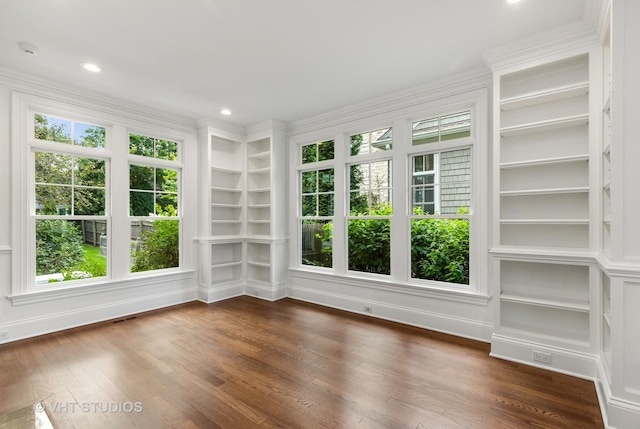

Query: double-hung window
[14,94,188,297]
[409,111,472,285]
[299,140,334,268]
[32,114,109,284]
[129,133,181,273]
[348,128,393,275]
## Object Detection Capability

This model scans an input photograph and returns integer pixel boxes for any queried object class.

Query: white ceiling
[0,0,593,127]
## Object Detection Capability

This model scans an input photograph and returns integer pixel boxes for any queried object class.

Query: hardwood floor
[0,296,604,428]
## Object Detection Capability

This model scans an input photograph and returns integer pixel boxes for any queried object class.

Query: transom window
[350,127,392,156]
[412,110,471,145]
[35,113,105,149]
[129,133,178,161]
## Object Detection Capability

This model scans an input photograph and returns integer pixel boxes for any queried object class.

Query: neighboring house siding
[440,148,470,214]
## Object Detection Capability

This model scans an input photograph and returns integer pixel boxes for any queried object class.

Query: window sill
[289,268,491,306]
[8,270,195,306]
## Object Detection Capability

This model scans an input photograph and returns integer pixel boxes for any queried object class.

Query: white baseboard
[197,281,244,303]
[490,333,598,379]
[595,358,640,429]
[289,284,493,342]
[245,281,287,301]
[0,287,197,344]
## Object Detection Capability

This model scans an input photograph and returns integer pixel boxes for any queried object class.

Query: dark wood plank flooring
[0,296,604,428]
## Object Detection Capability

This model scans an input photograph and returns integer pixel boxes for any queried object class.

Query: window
[410,147,471,285]
[299,140,334,268]
[412,111,471,145]
[32,115,108,285]
[348,159,392,275]
[292,104,480,293]
[412,154,437,214]
[13,94,192,299]
[129,133,178,161]
[35,114,106,149]
[129,134,181,273]
[350,127,392,155]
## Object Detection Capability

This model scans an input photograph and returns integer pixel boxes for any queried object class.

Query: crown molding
[0,66,198,133]
[584,0,610,44]
[482,16,600,72]
[287,67,491,137]
[197,118,246,140]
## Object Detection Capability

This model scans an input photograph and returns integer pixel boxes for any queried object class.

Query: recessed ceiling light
[18,42,39,56]
[221,109,231,115]
[82,63,101,73]
[507,0,521,3]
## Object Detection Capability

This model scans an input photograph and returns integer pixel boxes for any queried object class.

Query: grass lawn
[80,244,106,277]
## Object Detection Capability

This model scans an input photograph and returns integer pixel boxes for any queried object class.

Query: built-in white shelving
[492,52,595,361]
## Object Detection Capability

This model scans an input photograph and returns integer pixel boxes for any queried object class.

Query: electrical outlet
[363,306,373,313]
[532,350,552,364]
[0,331,9,340]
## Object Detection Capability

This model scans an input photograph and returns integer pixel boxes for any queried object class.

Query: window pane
[73,122,106,149]
[129,134,154,157]
[130,191,154,216]
[131,219,179,272]
[349,191,368,215]
[318,168,334,192]
[350,128,392,156]
[301,220,332,268]
[156,193,178,215]
[156,168,178,192]
[36,185,71,215]
[75,158,105,187]
[302,195,317,217]
[318,194,334,217]
[35,152,72,185]
[156,139,178,161]
[349,164,366,190]
[74,188,105,215]
[411,218,469,285]
[348,219,390,275]
[412,111,471,145]
[440,184,470,215]
[35,219,107,283]
[302,144,317,164]
[318,140,334,161]
[34,114,72,144]
[301,171,317,193]
[34,114,105,149]
[412,117,439,146]
[370,161,390,188]
[440,111,471,141]
[130,164,154,190]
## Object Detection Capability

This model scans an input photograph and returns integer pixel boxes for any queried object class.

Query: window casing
[13,96,187,295]
[293,106,480,292]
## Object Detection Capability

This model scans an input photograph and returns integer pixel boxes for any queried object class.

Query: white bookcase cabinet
[490,51,600,374]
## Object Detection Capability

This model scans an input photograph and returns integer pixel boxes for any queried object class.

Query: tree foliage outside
[131,205,180,272]
[313,204,470,284]
[348,203,392,274]
[411,208,470,285]
[36,220,85,276]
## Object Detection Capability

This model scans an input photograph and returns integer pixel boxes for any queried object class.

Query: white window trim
[289,88,489,297]
[10,92,192,300]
